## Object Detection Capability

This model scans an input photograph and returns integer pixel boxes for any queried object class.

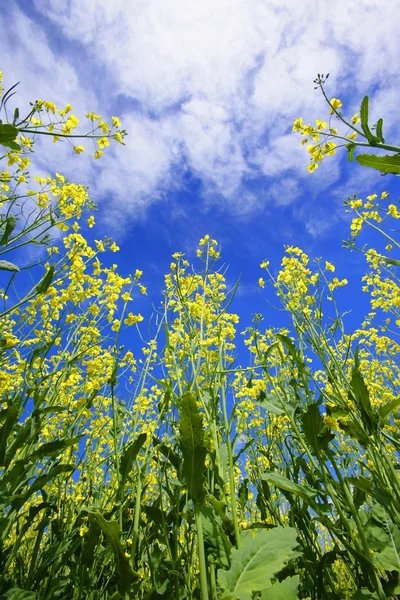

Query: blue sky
[1,0,400,364]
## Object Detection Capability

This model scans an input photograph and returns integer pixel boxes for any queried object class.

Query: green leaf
[36,265,55,294]
[256,392,285,416]
[346,476,372,495]
[352,590,379,599]
[27,436,82,461]
[350,360,377,435]
[260,576,300,599]
[0,123,19,143]
[360,505,400,572]
[360,96,379,145]
[200,506,232,569]
[88,511,136,594]
[346,143,357,162]
[11,464,74,510]
[0,259,19,271]
[262,473,318,503]
[275,334,299,363]
[177,391,207,506]
[0,404,18,466]
[375,118,385,143]
[0,588,37,600]
[301,403,334,454]
[378,397,400,420]
[119,432,147,490]
[0,215,17,245]
[218,527,300,600]
[355,153,400,175]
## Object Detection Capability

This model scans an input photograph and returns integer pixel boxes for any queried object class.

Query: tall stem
[195,506,209,600]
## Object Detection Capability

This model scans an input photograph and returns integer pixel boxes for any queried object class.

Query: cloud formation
[3,0,400,224]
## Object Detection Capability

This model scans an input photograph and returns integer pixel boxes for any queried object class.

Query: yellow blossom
[329,98,342,115]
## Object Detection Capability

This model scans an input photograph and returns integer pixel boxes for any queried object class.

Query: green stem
[219,347,241,548]
[195,506,210,600]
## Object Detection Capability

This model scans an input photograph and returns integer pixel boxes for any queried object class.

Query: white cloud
[1,0,399,228]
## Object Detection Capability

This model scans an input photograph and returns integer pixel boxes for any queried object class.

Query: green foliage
[217,527,300,600]
[355,153,400,174]
[177,390,208,506]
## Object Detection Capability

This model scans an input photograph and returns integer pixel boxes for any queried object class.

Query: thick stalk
[195,506,210,600]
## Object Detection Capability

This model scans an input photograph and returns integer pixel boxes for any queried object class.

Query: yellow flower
[292,117,303,132]
[329,98,342,115]
[110,242,120,252]
[99,120,109,134]
[307,162,318,173]
[381,191,389,200]
[86,112,101,121]
[111,319,121,332]
[87,216,95,228]
[199,234,210,246]
[350,199,363,209]
[98,137,110,149]
[315,119,327,129]
[258,277,265,289]
[44,100,56,114]
[347,132,357,141]
[325,261,335,272]
[94,150,103,160]
[134,269,143,279]
[387,204,400,219]
[351,113,360,124]
[73,145,84,154]
[124,313,144,326]
[112,116,122,128]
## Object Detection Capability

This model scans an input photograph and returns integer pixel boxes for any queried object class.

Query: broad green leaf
[360,505,400,572]
[200,506,232,569]
[260,576,299,599]
[355,153,400,175]
[301,403,334,454]
[360,96,379,145]
[0,123,21,151]
[119,432,147,489]
[346,476,372,495]
[0,123,19,143]
[378,396,400,420]
[0,215,17,244]
[218,527,300,600]
[36,265,55,294]
[262,472,318,502]
[177,391,207,506]
[256,391,285,416]
[0,259,19,271]
[88,512,136,593]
